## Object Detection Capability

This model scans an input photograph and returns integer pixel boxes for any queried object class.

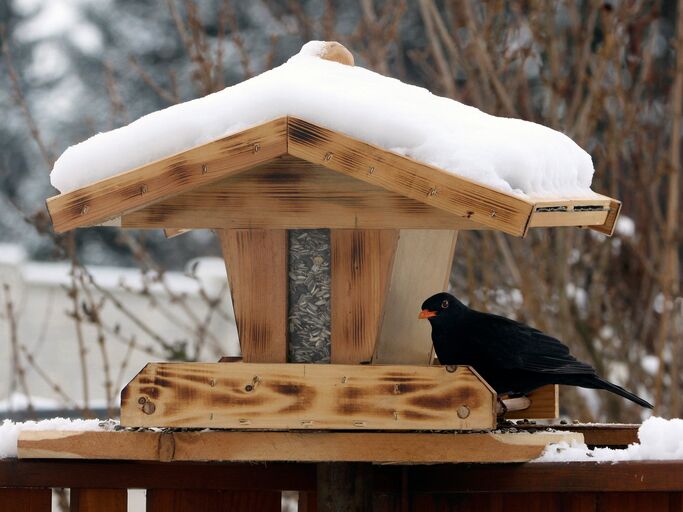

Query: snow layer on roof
[535,417,683,462]
[50,41,597,199]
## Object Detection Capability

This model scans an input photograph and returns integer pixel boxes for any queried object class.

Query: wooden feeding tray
[121,363,496,430]
[41,42,621,465]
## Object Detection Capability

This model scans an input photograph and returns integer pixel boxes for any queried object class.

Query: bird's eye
[441,300,449,309]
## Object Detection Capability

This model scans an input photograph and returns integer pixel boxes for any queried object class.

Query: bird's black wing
[463,311,597,376]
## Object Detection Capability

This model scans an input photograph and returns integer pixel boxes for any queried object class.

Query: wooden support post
[70,489,127,512]
[217,230,288,508]
[218,229,288,362]
[0,488,51,512]
[373,230,458,364]
[317,463,372,512]
[330,229,398,363]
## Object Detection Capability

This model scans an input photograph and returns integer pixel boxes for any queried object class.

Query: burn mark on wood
[383,383,433,394]
[275,383,316,414]
[139,386,160,400]
[167,159,192,181]
[153,377,172,389]
[273,383,300,396]
[402,410,437,421]
[289,119,330,146]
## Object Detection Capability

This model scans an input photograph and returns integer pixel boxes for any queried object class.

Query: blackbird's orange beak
[419,309,437,319]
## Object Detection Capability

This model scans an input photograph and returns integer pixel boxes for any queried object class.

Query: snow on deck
[536,417,683,462]
[50,41,596,199]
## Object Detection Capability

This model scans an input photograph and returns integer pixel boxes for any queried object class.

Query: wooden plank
[402,462,683,494]
[18,430,582,464]
[527,196,613,229]
[528,210,608,228]
[119,362,495,430]
[504,385,558,420]
[330,229,398,363]
[163,228,190,238]
[596,492,673,512]
[0,489,51,512]
[17,431,164,461]
[298,492,317,512]
[146,489,280,512]
[412,492,601,512]
[591,199,622,236]
[218,229,287,363]
[121,158,487,230]
[70,488,127,512]
[287,117,534,237]
[316,463,372,512]
[4,459,683,493]
[373,230,457,365]
[515,423,639,447]
[46,118,288,233]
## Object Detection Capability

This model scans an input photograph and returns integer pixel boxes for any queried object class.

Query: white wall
[0,244,239,414]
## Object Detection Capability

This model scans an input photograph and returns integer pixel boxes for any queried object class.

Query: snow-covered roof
[46,41,620,237]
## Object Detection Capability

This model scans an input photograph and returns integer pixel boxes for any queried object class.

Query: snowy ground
[51,42,597,199]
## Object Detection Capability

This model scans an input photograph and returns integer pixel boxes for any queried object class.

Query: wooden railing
[1,459,683,511]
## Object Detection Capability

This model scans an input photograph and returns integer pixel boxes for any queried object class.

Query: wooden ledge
[18,430,583,464]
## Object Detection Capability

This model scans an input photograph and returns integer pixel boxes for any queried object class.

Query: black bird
[419,292,653,409]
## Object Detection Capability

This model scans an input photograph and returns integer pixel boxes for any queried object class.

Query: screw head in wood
[245,384,254,392]
[140,184,148,194]
[428,187,438,197]
[80,205,89,215]
[324,152,333,161]
[142,401,156,415]
[138,396,147,405]
[368,166,375,175]
[252,143,260,153]
[445,365,457,373]
[457,405,470,419]
[490,210,497,218]
[201,164,208,174]
[209,379,216,387]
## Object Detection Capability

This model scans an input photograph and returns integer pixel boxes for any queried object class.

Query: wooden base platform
[17,429,583,464]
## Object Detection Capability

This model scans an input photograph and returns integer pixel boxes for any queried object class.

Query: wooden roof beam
[46,117,288,233]
[287,117,535,237]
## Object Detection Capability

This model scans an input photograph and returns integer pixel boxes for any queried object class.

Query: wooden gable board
[287,117,534,236]
[47,116,619,236]
[46,118,289,233]
[121,157,490,230]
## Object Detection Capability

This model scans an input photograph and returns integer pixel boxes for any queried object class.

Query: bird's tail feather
[585,376,653,409]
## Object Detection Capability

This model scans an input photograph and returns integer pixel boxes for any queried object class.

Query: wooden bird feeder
[41,42,621,464]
